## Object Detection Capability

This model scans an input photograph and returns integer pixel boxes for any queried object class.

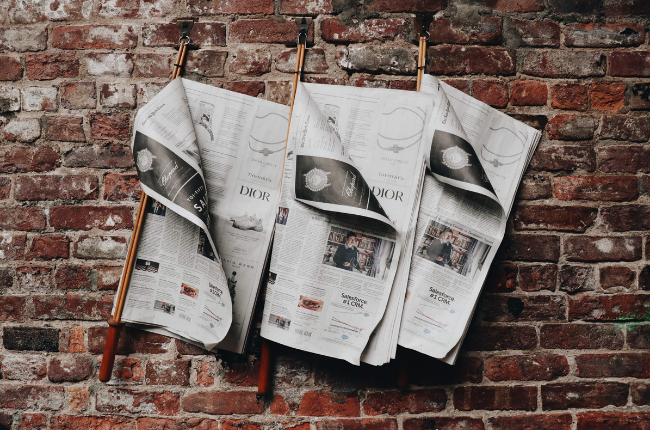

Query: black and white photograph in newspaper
[416,219,491,279]
[135,258,160,273]
[323,226,395,280]
[276,207,289,225]
[153,300,175,315]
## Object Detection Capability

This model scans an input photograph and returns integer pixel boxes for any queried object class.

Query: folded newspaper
[117,75,540,366]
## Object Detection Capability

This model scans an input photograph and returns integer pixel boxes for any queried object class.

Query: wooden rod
[258,36,307,398]
[99,39,190,383]
[416,36,427,92]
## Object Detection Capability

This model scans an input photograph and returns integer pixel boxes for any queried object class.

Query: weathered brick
[96,265,122,290]
[25,52,79,80]
[559,265,596,293]
[481,295,566,322]
[509,19,560,47]
[428,17,501,45]
[0,56,24,80]
[64,145,134,169]
[224,81,265,98]
[541,323,624,349]
[51,206,132,231]
[564,23,644,47]
[138,418,221,430]
[363,390,446,415]
[604,0,650,15]
[104,173,141,202]
[96,388,180,415]
[33,294,113,320]
[1,354,47,380]
[519,264,557,291]
[522,50,605,78]
[55,264,91,290]
[100,83,136,108]
[185,50,227,77]
[281,0,333,14]
[442,79,470,94]
[514,204,596,232]
[630,83,650,110]
[569,294,650,321]
[146,360,190,386]
[21,86,58,111]
[3,326,59,351]
[550,83,588,110]
[576,353,650,378]
[403,417,484,430]
[230,19,314,44]
[577,412,650,430]
[321,18,407,43]
[59,326,85,352]
[0,385,65,410]
[26,234,69,260]
[16,265,52,290]
[142,22,226,48]
[0,206,46,230]
[187,0,274,15]
[350,77,388,88]
[554,176,638,201]
[601,115,650,141]
[517,174,553,200]
[546,0,600,13]
[632,383,650,405]
[60,81,96,109]
[0,87,20,112]
[602,205,650,231]
[297,391,360,417]
[461,325,538,351]
[266,81,293,106]
[547,115,596,140]
[88,326,171,354]
[73,235,128,259]
[485,263,518,293]
[529,146,595,171]
[278,48,328,74]
[0,144,55,173]
[316,419,397,430]
[629,324,650,349]
[90,113,131,140]
[229,48,272,76]
[97,0,176,18]
[45,115,85,142]
[497,234,560,262]
[338,46,415,75]
[10,0,92,23]
[490,414,572,430]
[0,26,48,52]
[3,118,41,142]
[0,177,9,200]
[48,355,93,382]
[565,236,642,262]
[86,53,134,77]
[454,386,537,411]
[600,266,635,290]
[428,46,515,75]
[473,79,508,108]
[51,415,136,430]
[483,0,544,11]
[598,146,650,173]
[183,390,264,415]
[134,53,173,78]
[16,175,98,200]
[486,354,569,381]
[610,51,650,77]
[53,25,137,49]
[365,0,447,12]
[542,382,628,410]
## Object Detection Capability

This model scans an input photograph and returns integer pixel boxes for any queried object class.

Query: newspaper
[397,75,540,363]
[260,82,434,365]
[118,78,289,353]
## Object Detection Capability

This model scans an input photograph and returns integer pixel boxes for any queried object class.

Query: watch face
[304,168,331,192]
[441,146,470,170]
[136,148,156,172]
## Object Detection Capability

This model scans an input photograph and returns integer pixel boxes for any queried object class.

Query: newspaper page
[261,82,435,365]
[397,75,541,363]
[119,78,232,351]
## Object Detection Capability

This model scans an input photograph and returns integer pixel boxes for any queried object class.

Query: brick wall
[1,0,650,429]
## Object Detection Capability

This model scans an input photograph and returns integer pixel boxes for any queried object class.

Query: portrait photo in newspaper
[323,227,395,280]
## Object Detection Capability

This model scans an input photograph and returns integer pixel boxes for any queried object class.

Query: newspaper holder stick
[257,17,312,398]
[98,19,194,384]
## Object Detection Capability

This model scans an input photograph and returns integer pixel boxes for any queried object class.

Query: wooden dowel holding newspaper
[99,22,193,383]
[258,17,312,397]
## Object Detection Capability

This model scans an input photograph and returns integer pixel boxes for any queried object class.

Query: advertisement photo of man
[426,229,453,267]
[333,231,363,273]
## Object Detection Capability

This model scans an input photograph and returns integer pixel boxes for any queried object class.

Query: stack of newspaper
[117,74,540,366]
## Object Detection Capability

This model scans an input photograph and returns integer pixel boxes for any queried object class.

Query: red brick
[142,22,226,48]
[485,263,517,293]
[529,146,595,171]
[0,385,65,410]
[73,235,127,259]
[281,0,333,14]
[321,18,407,43]
[0,233,27,260]
[522,50,605,78]
[3,118,41,142]
[3,326,59,350]
[542,382,628,410]
[59,326,85,352]
[64,145,134,169]
[601,115,650,141]
[389,80,417,91]
[88,326,171,354]
[428,17,501,45]
[0,206,46,231]
[569,294,650,321]
[96,388,180,415]
[365,0,447,12]
[497,234,560,261]
[485,354,568,381]
[519,264,557,291]
[442,79,470,94]
[16,175,99,200]
[590,82,626,110]
[296,391,360,417]
[554,176,638,201]
[230,19,314,44]
[598,146,650,173]
[229,48,272,76]
[104,173,141,202]
[483,0,544,11]
[480,295,566,322]
[196,360,214,387]
[632,383,650,405]
[550,83,588,110]
[565,23,644,47]
[1,354,47,380]
[182,390,264,415]
[517,174,553,200]
[97,0,176,18]
[16,413,47,430]
[66,385,90,412]
[134,53,173,78]
[60,81,96,109]
[138,417,221,430]
[350,77,389,88]
[316,419,396,430]
[604,0,650,14]
[547,114,596,140]
[100,83,136,108]
[277,48,328,74]
[363,389,446,415]
[638,265,650,290]
[100,356,144,384]
[45,115,85,142]
[630,83,650,110]
[50,206,133,231]
[55,264,91,290]
[576,353,650,378]
[0,177,10,200]
[489,414,571,430]
[25,52,79,80]
[86,52,134,77]
[0,26,47,52]
[559,265,596,293]
[465,325,535,352]
[187,0,274,14]
[600,266,635,290]
[602,205,650,231]
[338,46,415,75]
[146,360,191,386]
[454,386,537,411]
[428,46,515,76]
[473,79,508,108]
[16,265,52,290]
[610,51,650,77]
[221,356,260,386]
[53,25,137,49]
[0,56,24,80]
[51,415,136,430]
[21,86,58,111]
[266,81,293,105]
[541,323,624,349]
[565,236,642,262]
[90,113,131,141]
[577,412,650,430]
[185,50,227,77]
[33,294,113,320]
[95,265,122,290]
[48,355,93,382]
[510,81,547,106]
[510,19,560,47]
[26,234,69,260]
[514,204,596,232]
[224,81,265,98]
